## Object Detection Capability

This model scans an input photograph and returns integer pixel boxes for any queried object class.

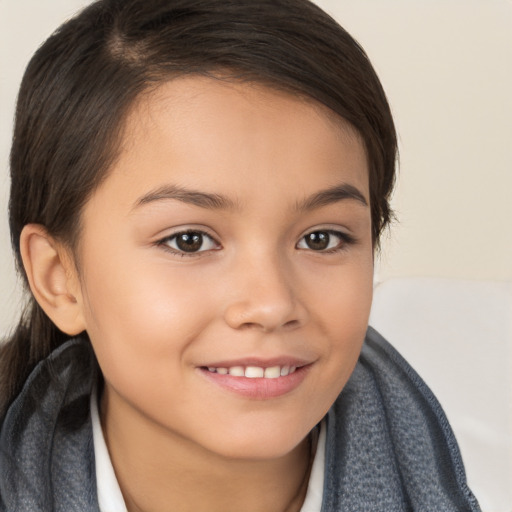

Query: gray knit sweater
[0,327,481,511]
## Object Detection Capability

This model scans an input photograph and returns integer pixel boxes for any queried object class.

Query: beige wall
[1,0,511,336]
[315,0,512,283]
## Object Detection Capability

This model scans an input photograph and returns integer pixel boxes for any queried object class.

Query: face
[75,76,373,460]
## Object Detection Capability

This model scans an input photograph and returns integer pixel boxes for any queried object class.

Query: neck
[101,387,314,512]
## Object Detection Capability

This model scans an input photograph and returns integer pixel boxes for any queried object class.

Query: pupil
[176,232,202,252]
[306,231,329,250]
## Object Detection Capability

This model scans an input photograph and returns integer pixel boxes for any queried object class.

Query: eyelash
[156,230,220,257]
[156,228,356,257]
[296,229,356,254]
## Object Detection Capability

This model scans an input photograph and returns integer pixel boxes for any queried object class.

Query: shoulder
[1,337,95,432]
[320,327,481,512]
[0,337,99,511]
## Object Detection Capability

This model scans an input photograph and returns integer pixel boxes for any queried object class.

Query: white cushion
[370,277,512,512]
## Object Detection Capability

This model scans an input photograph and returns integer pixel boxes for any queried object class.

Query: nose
[223,253,308,333]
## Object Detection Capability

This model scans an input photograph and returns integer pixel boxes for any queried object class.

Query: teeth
[206,365,298,378]
[228,366,245,377]
[245,366,265,379]
[245,366,264,378]
[264,366,281,379]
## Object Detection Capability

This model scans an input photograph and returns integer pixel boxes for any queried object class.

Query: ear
[20,224,86,336]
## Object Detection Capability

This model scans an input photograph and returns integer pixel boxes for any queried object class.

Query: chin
[197,420,313,462]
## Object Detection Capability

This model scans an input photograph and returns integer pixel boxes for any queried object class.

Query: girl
[0,0,480,511]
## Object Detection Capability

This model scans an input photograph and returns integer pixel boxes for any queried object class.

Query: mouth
[204,364,298,379]
[198,362,311,400]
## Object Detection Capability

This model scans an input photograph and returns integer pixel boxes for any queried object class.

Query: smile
[199,362,310,400]
[206,365,298,379]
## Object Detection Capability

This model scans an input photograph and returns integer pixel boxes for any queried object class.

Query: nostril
[223,296,307,332]
[238,322,259,331]
[283,319,300,330]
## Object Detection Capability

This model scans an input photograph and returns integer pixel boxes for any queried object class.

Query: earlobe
[20,224,86,336]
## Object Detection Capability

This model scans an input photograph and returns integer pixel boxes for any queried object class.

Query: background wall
[314,0,512,284]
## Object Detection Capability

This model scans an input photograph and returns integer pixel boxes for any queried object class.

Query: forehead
[102,76,369,209]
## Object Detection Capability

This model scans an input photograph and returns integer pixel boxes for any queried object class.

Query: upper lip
[199,356,313,369]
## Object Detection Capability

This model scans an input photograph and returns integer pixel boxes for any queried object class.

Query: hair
[1,0,397,414]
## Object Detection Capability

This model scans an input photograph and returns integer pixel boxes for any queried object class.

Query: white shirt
[91,391,326,512]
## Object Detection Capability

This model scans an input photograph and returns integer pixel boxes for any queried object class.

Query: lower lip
[199,365,311,400]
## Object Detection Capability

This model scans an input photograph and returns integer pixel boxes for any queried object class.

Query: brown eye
[175,232,203,252]
[162,230,219,254]
[297,229,352,252]
[304,231,330,250]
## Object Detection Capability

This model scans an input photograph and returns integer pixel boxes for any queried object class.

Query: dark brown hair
[1,0,397,414]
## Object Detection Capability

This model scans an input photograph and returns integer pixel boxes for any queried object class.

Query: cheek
[83,245,190,323]
[307,249,374,331]
[78,246,216,372]
[304,250,373,389]
[78,256,205,415]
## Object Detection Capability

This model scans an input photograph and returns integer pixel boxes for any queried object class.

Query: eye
[296,230,353,252]
[160,230,219,254]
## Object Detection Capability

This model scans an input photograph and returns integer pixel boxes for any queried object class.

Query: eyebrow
[295,183,368,211]
[133,182,368,212]
[133,185,238,211]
